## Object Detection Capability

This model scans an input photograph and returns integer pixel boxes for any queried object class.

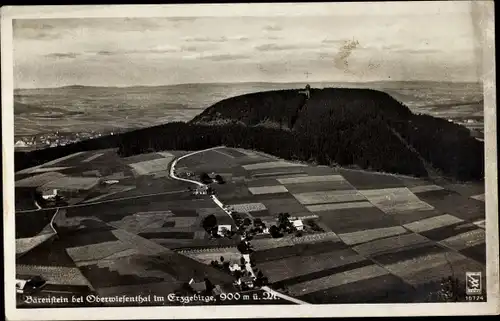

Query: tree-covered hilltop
[191,87,483,181]
[15,87,484,181]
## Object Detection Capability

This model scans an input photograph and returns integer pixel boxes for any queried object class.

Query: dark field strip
[390,209,444,225]
[303,166,340,176]
[251,240,348,263]
[171,238,240,249]
[371,243,446,266]
[299,274,416,304]
[252,192,295,201]
[15,173,36,181]
[250,209,272,217]
[419,222,479,242]
[252,171,306,178]
[16,238,77,267]
[416,191,485,221]
[316,207,400,234]
[65,196,204,219]
[416,188,458,198]
[460,243,486,264]
[139,231,194,239]
[15,186,38,209]
[16,210,55,238]
[338,169,406,190]
[443,183,485,198]
[58,229,119,247]
[162,221,176,228]
[79,264,166,289]
[271,259,373,289]
[50,152,95,167]
[57,159,133,177]
[171,209,199,217]
[44,284,93,294]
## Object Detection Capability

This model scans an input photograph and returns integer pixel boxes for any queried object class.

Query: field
[171,146,486,303]
[14,146,486,305]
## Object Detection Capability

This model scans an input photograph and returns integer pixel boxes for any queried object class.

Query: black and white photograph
[2,2,498,319]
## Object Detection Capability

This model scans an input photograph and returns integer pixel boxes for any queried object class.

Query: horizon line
[14,79,483,90]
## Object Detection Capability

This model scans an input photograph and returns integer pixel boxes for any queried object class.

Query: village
[174,170,307,295]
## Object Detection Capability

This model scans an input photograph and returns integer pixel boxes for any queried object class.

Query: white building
[291,219,304,231]
[193,185,208,195]
[217,225,232,236]
[15,140,27,148]
[229,264,241,272]
[41,189,58,201]
[103,180,119,185]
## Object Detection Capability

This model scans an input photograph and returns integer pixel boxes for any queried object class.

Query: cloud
[14,20,61,40]
[322,39,345,45]
[180,45,204,52]
[45,52,79,59]
[96,50,114,56]
[395,48,441,54]
[183,36,224,43]
[199,53,251,61]
[183,35,251,44]
[92,45,181,56]
[166,17,198,22]
[255,43,298,51]
[264,25,282,32]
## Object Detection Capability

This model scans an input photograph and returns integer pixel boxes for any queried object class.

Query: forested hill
[190,87,483,181]
[15,87,484,181]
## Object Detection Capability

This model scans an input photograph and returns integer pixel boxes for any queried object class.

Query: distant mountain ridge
[14,80,482,91]
[15,86,484,182]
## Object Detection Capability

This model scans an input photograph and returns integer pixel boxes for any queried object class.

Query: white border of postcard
[2,2,499,319]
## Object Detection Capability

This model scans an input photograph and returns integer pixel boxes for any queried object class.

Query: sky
[12,2,483,88]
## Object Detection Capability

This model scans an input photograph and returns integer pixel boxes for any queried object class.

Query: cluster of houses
[208,254,260,291]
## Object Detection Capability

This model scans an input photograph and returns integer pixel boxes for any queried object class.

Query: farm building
[193,185,209,195]
[289,218,304,231]
[41,189,58,201]
[217,225,232,236]
[229,264,241,272]
[237,276,255,289]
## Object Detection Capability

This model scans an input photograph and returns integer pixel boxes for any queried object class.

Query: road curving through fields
[168,146,310,305]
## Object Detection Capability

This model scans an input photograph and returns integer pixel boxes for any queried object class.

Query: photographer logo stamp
[466,272,482,296]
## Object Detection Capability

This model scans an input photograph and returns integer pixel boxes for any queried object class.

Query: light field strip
[352,233,431,257]
[277,175,344,184]
[82,153,104,163]
[338,226,408,246]
[243,161,307,171]
[16,265,91,286]
[306,201,374,212]
[287,264,390,296]
[403,214,464,233]
[293,190,365,205]
[408,185,445,194]
[438,229,486,251]
[248,185,289,195]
